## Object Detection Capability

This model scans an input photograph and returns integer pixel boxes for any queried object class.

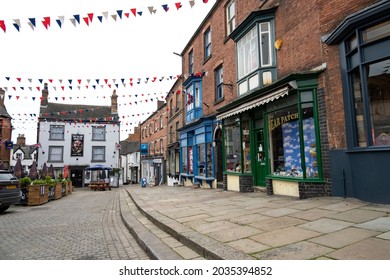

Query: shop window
[242,119,251,173]
[345,19,390,147]
[197,144,205,176]
[224,117,242,172]
[268,93,319,178]
[181,147,187,173]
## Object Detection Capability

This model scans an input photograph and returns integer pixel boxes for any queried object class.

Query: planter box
[28,184,49,206]
[54,183,62,199]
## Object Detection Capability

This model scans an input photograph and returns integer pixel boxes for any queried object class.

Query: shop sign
[269,112,298,130]
[71,134,84,156]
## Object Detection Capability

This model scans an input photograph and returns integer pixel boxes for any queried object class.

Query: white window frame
[92,126,106,141]
[92,146,105,162]
[48,146,63,162]
[226,0,236,35]
[49,125,64,140]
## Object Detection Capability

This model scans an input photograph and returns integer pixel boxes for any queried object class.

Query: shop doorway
[214,127,223,186]
[254,128,267,186]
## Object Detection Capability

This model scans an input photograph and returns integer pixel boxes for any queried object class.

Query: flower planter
[54,183,62,199]
[48,185,55,201]
[28,184,49,206]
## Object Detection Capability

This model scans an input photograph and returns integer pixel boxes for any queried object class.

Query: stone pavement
[0,188,149,260]
[120,184,390,260]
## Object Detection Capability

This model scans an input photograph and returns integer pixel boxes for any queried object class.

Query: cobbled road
[0,188,150,260]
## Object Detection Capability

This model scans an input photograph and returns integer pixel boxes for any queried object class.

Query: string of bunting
[0,0,210,33]
[1,72,206,91]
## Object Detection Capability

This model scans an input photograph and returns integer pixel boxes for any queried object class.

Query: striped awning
[216,86,290,120]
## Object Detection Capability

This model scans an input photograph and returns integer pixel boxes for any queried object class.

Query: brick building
[0,88,12,169]
[165,79,185,186]
[140,100,167,186]
[172,0,389,203]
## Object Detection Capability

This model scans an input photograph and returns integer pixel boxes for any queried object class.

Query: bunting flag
[0,0,212,33]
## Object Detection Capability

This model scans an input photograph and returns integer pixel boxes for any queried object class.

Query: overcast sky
[0,0,215,144]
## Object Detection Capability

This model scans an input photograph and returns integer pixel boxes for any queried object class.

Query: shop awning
[216,86,290,120]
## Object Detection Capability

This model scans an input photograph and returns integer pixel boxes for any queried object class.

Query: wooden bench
[89,183,111,191]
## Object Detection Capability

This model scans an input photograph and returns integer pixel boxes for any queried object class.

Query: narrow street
[0,188,150,260]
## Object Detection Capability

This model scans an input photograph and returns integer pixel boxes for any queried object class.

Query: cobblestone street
[0,188,150,260]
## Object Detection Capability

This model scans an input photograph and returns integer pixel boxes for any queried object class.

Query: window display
[268,100,319,178]
[224,117,241,172]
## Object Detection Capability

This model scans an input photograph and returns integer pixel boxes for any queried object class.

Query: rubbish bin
[141,177,147,188]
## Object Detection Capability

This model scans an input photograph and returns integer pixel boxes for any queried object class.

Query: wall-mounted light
[274,39,283,50]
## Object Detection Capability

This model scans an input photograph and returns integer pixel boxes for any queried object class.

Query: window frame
[204,27,212,60]
[49,125,65,141]
[215,65,224,102]
[92,146,105,162]
[92,125,106,141]
[48,146,64,162]
[188,50,194,75]
[226,0,236,36]
[233,13,277,96]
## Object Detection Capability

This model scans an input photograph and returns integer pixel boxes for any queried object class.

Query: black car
[0,171,21,213]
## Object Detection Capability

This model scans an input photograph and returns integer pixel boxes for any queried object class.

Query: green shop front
[217,73,330,198]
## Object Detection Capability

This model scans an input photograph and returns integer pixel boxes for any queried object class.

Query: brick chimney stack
[111,89,118,114]
[0,88,5,106]
[17,134,26,147]
[41,83,49,107]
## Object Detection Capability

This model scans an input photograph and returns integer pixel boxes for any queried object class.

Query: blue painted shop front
[179,117,216,188]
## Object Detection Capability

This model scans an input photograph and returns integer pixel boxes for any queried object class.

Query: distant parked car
[0,171,21,213]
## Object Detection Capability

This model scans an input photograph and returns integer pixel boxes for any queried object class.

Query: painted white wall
[37,121,120,171]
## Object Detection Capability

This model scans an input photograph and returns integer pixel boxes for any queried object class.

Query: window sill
[266,175,325,183]
[203,55,212,65]
[214,97,225,106]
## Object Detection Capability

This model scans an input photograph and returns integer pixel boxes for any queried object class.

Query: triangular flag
[38,79,43,84]
[0,20,6,33]
[102,12,108,20]
[138,11,143,16]
[148,6,157,14]
[88,13,93,22]
[74,15,80,24]
[131,8,137,17]
[189,1,195,8]
[124,13,130,18]
[96,79,100,84]
[28,78,32,83]
[70,18,76,27]
[13,19,21,32]
[175,2,182,10]
[42,17,50,29]
[17,77,21,82]
[77,79,82,84]
[83,17,89,26]
[56,19,62,28]
[111,14,117,21]
[162,4,169,12]
[97,16,103,22]
[29,18,36,27]
[68,79,72,84]
[117,10,123,19]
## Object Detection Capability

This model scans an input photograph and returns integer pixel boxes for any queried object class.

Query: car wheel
[0,206,10,213]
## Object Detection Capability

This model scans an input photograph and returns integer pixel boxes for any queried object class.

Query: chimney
[157,100,164,109]
[41,83,49,107]
[133,125,140,135]
[0,88,5,106]
[111,89,118,114]
[17,134,26,147]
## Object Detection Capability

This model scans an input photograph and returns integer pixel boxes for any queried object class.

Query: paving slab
[253,241,333,260]
[355,217,390,232]
[289,208,337,221]
[250,226,321,247]
[250,216,306,231]
[376,231,390,240]
[227,238,270,254]
[262,207,301,217]
[298,218,353,233]
[326,209,387,223]
[309,227,380,248]
[207,225,262,243]
[326,238,390,259]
